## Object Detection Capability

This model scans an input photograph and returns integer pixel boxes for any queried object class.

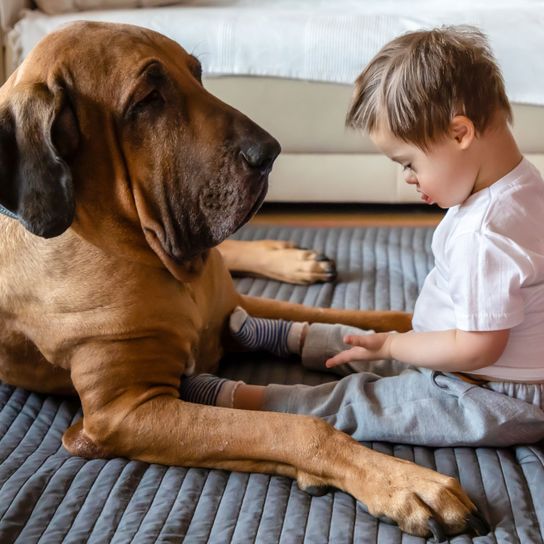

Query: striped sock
[230,306,301,357]
[180,374,241,407]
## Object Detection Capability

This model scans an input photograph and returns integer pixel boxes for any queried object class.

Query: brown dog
[0,22,485,539]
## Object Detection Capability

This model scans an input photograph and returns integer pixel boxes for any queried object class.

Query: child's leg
[189,307,544,446]
[229,306,308,357]
[180,371,544,446]
[229,307,411,378]
[261,369,544,447]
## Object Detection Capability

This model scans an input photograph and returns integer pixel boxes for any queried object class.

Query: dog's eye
[192,65,202,83]
[131,90,164,115]
[188,55,203,83]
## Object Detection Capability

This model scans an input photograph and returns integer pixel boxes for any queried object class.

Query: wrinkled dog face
[0,22,280,274]
[117,35,281,263]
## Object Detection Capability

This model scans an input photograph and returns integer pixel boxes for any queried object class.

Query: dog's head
[0,21,280,280]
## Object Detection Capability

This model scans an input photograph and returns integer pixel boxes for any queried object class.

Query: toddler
[181,26,544,447]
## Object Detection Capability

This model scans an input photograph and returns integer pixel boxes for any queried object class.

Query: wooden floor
[250,203,444,227]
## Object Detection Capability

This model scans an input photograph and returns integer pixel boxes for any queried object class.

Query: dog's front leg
[63,339,481,539]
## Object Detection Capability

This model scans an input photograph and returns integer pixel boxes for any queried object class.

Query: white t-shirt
[412,157,544,382]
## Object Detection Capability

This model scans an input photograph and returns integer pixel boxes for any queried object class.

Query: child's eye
[403,163,413,171]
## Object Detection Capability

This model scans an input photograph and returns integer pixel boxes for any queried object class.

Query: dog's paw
[348,455,489,540]
[257,241,337,284]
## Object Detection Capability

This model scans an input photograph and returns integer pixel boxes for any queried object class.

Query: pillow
[34,0,195,15]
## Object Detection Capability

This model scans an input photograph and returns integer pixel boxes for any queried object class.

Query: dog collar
[0,204,18,221]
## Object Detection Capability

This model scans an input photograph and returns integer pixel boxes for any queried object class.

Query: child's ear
[449,115,475,150]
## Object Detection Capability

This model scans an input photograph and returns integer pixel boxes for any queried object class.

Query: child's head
[347,26,514,208]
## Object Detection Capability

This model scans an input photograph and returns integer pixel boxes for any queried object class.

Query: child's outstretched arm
[325,329,510,373]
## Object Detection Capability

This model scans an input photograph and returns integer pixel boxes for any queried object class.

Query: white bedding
[9,0,544,105]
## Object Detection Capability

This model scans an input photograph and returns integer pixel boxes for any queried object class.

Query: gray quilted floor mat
[0,225,542,543]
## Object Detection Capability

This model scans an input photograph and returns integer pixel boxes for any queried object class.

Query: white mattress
[9,0,544,105]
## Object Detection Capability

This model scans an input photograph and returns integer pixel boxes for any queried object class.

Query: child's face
[369,121,477,209]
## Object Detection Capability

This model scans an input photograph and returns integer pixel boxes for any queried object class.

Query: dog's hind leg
[239,295,413,332]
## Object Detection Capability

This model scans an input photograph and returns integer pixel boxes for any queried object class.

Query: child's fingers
[344,334,386,351]
[325,347,367,368]
[344,335,371,346]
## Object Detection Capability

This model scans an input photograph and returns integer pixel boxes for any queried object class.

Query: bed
[0,224,543,543]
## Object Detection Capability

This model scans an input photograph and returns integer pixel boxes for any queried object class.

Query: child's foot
[180,373,242,408]
[229,306,308,357]
[180,373,266,411]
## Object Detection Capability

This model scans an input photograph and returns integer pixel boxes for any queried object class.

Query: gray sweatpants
[262,324,544,447]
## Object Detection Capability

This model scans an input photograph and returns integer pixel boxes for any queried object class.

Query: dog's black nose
[240,137,281,172]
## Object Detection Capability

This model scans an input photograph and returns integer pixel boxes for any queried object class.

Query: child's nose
[403,171,417,184]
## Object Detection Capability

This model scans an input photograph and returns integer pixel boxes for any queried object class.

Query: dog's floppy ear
[0,82,79,238]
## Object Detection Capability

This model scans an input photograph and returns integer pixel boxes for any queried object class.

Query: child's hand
[325,332,392,368]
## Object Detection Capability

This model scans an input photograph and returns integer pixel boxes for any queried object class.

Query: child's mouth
[417,188,433,205]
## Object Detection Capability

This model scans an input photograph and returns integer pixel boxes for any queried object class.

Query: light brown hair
[346,26,512,149]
